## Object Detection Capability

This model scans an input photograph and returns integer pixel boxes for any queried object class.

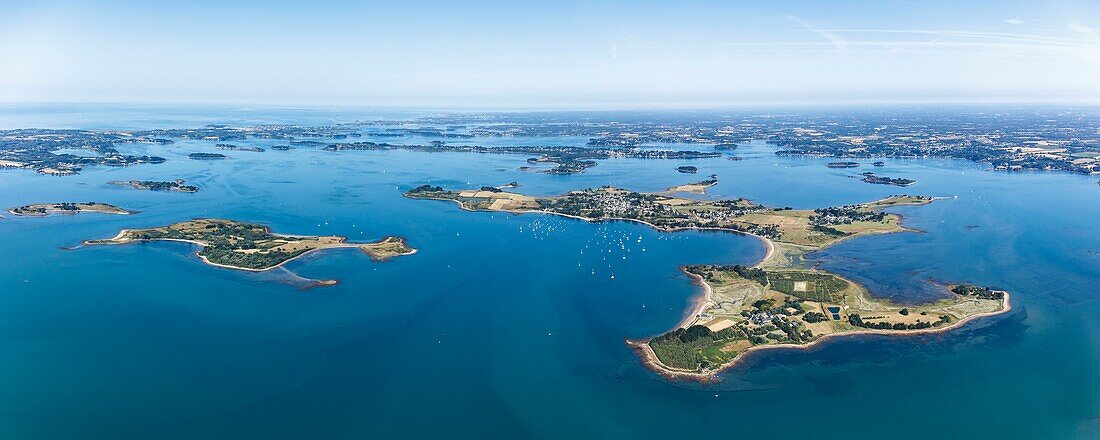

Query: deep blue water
[1,105,1099,439]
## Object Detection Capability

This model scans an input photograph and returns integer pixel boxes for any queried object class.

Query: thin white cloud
[826,29,1093,45]
[1004,18,1024,26]
[787,16,847,51]
[705,27,1100,61]
[801,29,1100,59]
[1069,21,1098,39]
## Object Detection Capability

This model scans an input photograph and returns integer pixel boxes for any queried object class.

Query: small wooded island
[405,184,1010,381]
[860,172,916,186]
[188,152,226,160]
[9,202,132,217]
[84,219,415,271]
[109,179,199,193]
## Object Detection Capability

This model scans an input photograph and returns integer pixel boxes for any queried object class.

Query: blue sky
[1,0,1099,108]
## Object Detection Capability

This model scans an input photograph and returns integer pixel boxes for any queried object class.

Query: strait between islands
[404,183,1010,382]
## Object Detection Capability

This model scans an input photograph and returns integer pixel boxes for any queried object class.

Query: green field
[768,271,849,302]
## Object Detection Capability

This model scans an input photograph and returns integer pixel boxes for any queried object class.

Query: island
[0,129,167,176]
[404,184,1010,381]
[827,161,860,168]
[215,144,265,152]
[321,141,721,175]
[860,172,916,186]
[9,202,132,217]
[108,179,199,193]
[676,165,699,174]
[188,152,226,160]
[83,219,416,272]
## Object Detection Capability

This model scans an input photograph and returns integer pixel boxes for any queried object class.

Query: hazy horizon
[5,100,1100,114]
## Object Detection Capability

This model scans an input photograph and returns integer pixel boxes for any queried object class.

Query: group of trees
[811,224,849,237]
[199,246,297,270]
[128,221,310,270]
[803,311,828,323]
[741,312,813,344]
[773,317,812,343]
[408,184,445,194]
[848,313,948,330]
[952,284,1004,300]
[730,265,769,285]
[810,205,886,226]
[649,324,744,371]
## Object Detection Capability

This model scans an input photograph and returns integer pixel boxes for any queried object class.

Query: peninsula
[405,184,1010,380]
[9,202,132,217]
[84,219,415,271]
[108,179,199,193]
[666,176,718,194]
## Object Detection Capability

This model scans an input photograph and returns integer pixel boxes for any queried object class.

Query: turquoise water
[1,106,1099,438]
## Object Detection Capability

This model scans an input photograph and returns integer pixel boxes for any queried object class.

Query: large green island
[405,184,1010,381]
[84,219,416,272]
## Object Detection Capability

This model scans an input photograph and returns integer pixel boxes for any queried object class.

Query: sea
[0,104,1098,439]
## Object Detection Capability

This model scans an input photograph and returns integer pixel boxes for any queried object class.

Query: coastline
[409,193,782,244]
[676,269,715,329]
[409,193,1011,383]
[625,227,1012,382]
[628,291,1011,383]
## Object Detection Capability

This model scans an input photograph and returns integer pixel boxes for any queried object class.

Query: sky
[1,0,1099,109]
